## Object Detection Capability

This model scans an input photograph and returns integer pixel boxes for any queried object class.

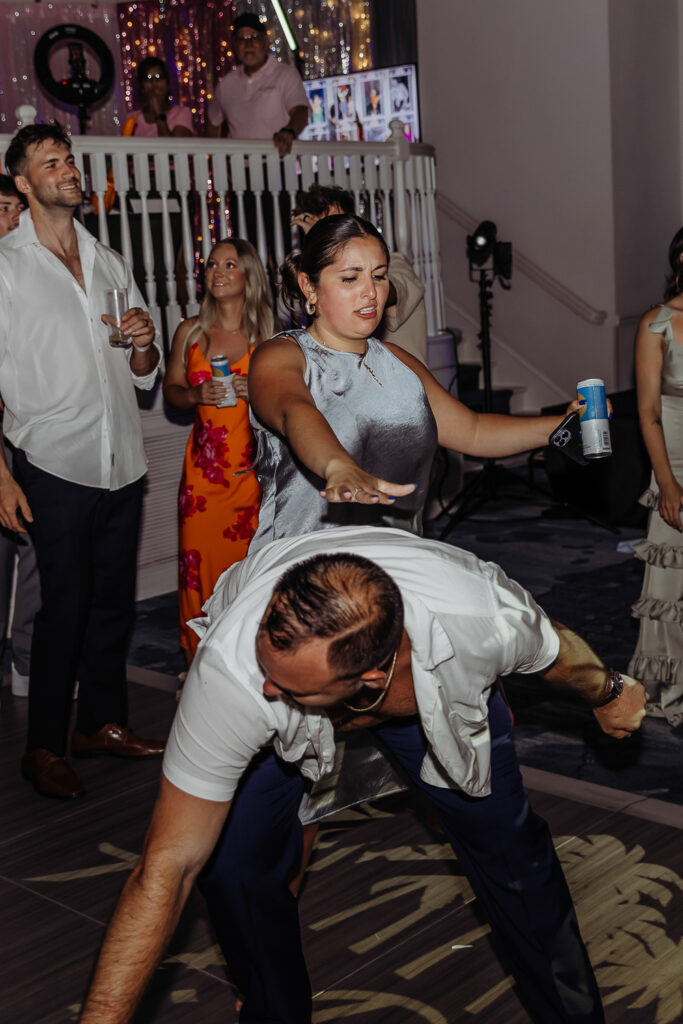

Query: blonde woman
[163,238,275,662]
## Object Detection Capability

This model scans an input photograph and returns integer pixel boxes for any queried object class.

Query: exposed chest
[50,248,85,292]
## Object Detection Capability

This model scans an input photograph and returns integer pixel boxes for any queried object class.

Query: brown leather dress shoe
[21,749,85,799]
[71,723,166,759]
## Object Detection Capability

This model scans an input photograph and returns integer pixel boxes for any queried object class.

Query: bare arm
[143,96,193,138]
[539,620,646,739]
[121,308,161,378]
[162,319,230,411]
[205,118,223,138]
[157,120,193,139]
[385,343,576,457]
[0,439,32,533]
[634,308,683,530]
[248,338,415,504]
[79,777,230,1023]
[273,104,310,156]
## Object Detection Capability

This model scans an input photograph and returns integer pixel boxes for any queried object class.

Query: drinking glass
[103,288,132,348]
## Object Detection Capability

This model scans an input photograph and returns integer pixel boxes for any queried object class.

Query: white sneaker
[11,664,29,697]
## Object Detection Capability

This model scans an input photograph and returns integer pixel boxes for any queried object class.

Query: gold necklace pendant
[362,358,383,387]
[342,647,399,714]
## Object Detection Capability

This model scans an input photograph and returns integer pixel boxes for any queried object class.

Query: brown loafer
[21,748,85,799]
[72,723,165,759]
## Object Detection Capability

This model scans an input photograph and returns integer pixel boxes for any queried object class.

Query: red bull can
[210,355,237,407]
[577,377,611,459]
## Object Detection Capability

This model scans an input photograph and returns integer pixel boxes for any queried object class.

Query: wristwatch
[280,126,295,136]
[592,668,625,708]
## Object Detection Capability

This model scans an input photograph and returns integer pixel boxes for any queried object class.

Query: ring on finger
[352,486,362,501]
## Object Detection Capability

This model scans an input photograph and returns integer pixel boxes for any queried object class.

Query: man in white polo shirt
[207,12,309,157]
[79,527,645,1024]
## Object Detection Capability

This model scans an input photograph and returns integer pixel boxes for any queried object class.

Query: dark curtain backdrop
[369,0,417,68]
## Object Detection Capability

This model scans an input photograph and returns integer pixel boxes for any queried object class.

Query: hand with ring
[117,306,155,348]
[320,457,417,506]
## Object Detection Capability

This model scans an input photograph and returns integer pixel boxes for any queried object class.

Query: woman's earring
[305,298,316,316]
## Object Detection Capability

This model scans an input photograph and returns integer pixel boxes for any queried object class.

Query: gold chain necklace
[362,358,383,387]
[308,328,383,387]
[342,647,399,714]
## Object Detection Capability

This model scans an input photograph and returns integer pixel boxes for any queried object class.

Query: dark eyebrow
[43,154,75,165]
[337,263,388,273]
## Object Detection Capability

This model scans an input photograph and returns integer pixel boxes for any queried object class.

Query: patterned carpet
[2,472,683,1024]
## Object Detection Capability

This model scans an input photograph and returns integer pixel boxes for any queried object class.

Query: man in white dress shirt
[79,527,645,1024]
[206,12,309,157]
[0,123,165,799]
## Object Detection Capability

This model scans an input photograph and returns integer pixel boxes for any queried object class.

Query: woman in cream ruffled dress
[629,227,683,726]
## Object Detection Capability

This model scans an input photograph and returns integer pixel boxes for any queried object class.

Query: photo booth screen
[300,64,419,143]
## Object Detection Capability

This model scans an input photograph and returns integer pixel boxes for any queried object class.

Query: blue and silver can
[576,377,611,459]
[210,355,237,407]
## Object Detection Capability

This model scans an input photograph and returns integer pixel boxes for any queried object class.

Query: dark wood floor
[2,677,683,1024]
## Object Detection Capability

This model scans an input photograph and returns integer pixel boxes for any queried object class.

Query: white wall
[609,0,682,385]
[418,0,682,410]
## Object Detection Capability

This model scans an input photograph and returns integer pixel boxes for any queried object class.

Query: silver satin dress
[249,329,439,820]
[249,329,438,553]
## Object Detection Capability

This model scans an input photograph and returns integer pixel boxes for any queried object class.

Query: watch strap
[592,669,625,708]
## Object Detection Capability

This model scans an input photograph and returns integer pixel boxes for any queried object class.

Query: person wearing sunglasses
[127,56,194,138]
[206,13,308,157]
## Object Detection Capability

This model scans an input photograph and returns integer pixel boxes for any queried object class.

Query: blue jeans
[199,692,604,1024]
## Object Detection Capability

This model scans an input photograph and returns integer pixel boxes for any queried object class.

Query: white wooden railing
[0,124,443,346]
[0,127,445,599]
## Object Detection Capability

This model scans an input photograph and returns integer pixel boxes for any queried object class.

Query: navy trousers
[12,450,143,755]
[200,693,604,1024]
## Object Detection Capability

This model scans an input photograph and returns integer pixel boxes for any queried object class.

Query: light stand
[437,221,540,537]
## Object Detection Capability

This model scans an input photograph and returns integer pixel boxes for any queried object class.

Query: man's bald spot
[261,553,404,678]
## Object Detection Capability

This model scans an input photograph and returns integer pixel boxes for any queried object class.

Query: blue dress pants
[12,450,143,755]
[199,693,604,1024]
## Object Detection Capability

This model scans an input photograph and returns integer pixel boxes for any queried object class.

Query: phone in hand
[548,411,588,466]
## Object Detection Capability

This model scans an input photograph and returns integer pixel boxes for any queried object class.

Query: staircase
[426,330,515,414]
[455,362,515,414]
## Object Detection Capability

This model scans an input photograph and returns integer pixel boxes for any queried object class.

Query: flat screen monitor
[300,63,419,143]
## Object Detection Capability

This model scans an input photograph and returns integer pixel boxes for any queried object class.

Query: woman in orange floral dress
[163,238,275,662]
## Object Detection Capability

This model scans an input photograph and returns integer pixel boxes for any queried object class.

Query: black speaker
[542,389,649,527]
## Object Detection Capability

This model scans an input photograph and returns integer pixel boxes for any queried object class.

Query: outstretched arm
[249,337,416,504]
[79,778,230,1023]
[385,343,579,458]
[539,620,646,739]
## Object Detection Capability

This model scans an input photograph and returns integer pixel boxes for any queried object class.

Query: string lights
[117,1,374,132]
[0,2,373,137]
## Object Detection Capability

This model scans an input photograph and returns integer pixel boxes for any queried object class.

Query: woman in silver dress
[248,214,576,547]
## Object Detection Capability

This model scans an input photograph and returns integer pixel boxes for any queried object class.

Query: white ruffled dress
[628,304,683,726]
